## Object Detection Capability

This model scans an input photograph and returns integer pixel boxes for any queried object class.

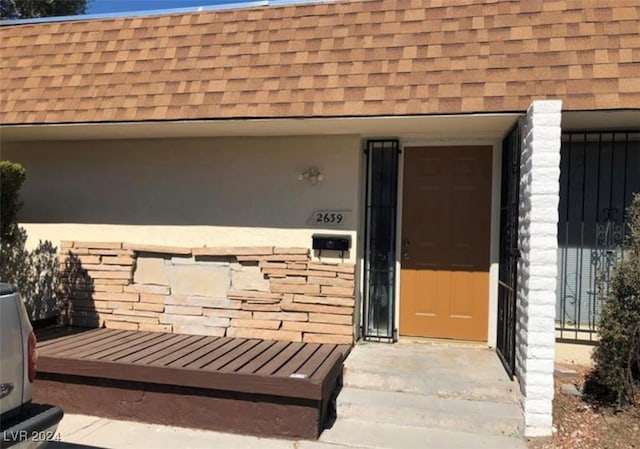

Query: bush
[0,160,59,320]
[0,160,26,242]
[591,193,640,407]
[0,228,59,319]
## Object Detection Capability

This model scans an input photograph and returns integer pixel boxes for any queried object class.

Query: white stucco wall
[2,135,361,261]
[516,100,562,437]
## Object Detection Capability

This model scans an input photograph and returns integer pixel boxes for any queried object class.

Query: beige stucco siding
[3,135,361,260]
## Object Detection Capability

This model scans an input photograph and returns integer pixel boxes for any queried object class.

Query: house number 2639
[307,210,351,226]
[316,212,343,224]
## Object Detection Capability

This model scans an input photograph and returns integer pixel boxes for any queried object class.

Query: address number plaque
[307,210,351,226]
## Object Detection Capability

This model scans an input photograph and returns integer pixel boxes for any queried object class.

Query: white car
[0,283,63,448]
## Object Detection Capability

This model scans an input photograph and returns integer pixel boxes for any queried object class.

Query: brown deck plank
[184,338,247,369]
[254,342,305,376]
[201,339,261,371]
[293,344,336,379]
[312,350,343,401]
[78,332,161,361]
[309,346,343,382]
[273,343,321,378]
[147,335,209,367]
[37,327,103,347]
[35,328,346,402]
[40,329,125,355]
[133,334,203,365]
[101,333,179,362]
[336,344,351,359]
[166,337,229,368]
[236,340,289,374]
[219,340,276,373]
[54,330,151,359]
[38,354,324,399]
[38,328,116,352]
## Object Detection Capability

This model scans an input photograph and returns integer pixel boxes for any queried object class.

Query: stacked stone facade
[59,242,355,344]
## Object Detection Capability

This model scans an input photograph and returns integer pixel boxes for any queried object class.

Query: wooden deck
[34,326,350,438]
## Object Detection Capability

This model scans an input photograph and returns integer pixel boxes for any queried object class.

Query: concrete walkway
[340,341,519,402]
[320,341,527,449]
[49,411,526,449]
[49,414,362,449]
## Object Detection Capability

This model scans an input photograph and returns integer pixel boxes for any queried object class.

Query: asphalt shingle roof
[1,0,639,124]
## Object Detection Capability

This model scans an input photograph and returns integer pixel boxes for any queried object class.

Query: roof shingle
[1,0,639,125]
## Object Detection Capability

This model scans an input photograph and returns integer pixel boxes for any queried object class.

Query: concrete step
[342,366,520,404]
[336,387,523,437]
[320,419,527,449]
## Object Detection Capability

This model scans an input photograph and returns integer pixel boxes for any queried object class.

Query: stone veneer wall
[58,241,355,344]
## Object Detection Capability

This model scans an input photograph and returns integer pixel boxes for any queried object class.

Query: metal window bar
[362,139,399,342]
[556,131,640,343]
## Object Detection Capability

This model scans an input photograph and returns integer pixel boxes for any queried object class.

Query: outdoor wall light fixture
[298,167,324,185]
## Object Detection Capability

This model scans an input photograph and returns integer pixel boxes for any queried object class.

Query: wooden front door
[400,146,492,341]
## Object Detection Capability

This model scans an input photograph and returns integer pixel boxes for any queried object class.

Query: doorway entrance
[399,146,492,341]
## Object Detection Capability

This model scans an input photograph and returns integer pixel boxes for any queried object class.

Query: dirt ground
[527,364,640,449]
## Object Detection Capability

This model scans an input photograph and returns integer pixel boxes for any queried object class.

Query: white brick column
[516,100,562,437]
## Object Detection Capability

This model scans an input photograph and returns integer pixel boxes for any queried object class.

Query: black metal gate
[556,131,640,342]
[496,122,522,378]
[362,139,399,342]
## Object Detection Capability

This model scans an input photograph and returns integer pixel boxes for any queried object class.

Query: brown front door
[400,146,492,341]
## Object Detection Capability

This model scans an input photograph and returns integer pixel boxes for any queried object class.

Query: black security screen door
[497,122,521,379]
[363,139,399,341]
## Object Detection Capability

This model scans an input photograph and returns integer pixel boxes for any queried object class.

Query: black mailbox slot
[312,234,351,252]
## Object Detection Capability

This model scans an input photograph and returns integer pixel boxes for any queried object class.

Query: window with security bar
[556,131,640,343]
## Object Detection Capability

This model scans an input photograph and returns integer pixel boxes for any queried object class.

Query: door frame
[393,139,503,346]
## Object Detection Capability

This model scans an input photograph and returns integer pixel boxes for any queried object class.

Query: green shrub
[591,193,640,406]
[0,160,26,242]
[0,227,59,319]
[0,161,59,320]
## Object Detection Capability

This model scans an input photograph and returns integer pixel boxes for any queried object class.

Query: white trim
[356,141,369,341]
[401,138,499,147]
[394,145,405,339]
[487,142,503,348]
[1,114,520,142]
